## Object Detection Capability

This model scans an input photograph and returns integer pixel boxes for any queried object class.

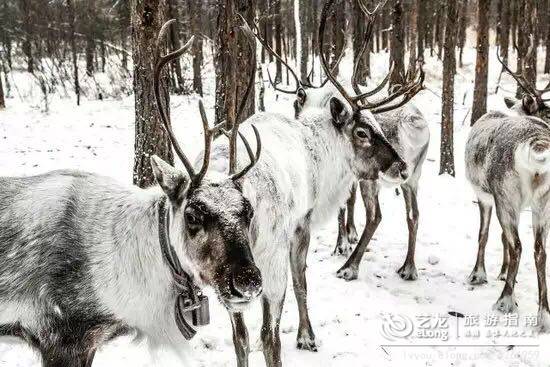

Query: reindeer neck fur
[296,107,356,224]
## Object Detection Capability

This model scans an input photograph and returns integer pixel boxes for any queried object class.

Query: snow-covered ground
[1,46,550,367]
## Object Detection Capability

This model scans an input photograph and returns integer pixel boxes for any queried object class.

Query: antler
[154,20,198,178]
[497,39,550,103]
[319,0,424,113]
[240,13,343,93]
[227,15,262,179]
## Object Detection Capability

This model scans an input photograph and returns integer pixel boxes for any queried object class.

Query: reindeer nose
[387,160,408,181]
[231,265,262,300]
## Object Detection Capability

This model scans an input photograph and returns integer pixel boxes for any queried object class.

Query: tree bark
[235,0,256,121]
[299,0,309,83]
[130,0,173,187]
[407,0,419,77]
[515,0,537,98]
[273,0,283,82]
[389,0,405,88]
[440,0,458,176]
[215,0,237,126]
[499,0,511,63]
[20,0,34,73]
[471,0,490,125]
[546,0,550,73]
[67,0,80,106]
[189,0,204,96]
[167,0,185,93]
[457,0,468,67]
[353,0,370,82]
[0,68,5,109]
[85,1,96,77]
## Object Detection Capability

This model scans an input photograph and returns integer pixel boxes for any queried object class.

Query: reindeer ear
[150,155,189,204]
[330,97,348,129]
[504,97,517,109]
[522,95,539,115]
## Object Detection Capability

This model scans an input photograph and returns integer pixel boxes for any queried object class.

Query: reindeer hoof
[467,269,488,285]
[538,310,550,333]
[296,332,318,352]
[397,263,418,281]
[336,266,359,281]
[493,296,518,314]
[347,227,358,245]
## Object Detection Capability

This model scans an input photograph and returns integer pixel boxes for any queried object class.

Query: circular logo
[380,313,414,341]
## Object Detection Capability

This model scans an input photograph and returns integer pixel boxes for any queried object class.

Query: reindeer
[203,2,422,365]
[465,50,550,329]
[271,1,428,282]
[0,21,263,366]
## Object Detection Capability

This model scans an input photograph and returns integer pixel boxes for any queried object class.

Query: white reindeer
[0,22,263,366]
[466,52,550,330]
[198,2,423,365]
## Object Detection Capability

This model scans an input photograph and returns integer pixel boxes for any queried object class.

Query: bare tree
[299,0,309,83]
[440,0,458,176]
[20,0,34,73]
[131,0,173,187]
[389,0,405,88]
[273,0,283,82]
[188,0,204,96]
[67,0,80,106]
[457,0,468,67]
[471,0,490,125]
[0,69,4,109]
[407,0,420,76]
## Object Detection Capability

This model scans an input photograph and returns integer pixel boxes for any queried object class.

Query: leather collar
[158,197,210,340]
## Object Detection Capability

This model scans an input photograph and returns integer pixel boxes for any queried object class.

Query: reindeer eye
[185,212,202,227]
[355,128,369,140]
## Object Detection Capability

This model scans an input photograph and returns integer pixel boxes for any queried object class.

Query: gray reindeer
[207,1,423,365]
[465,52,550,330]
[0,22,263,366]
[287,1,429,282]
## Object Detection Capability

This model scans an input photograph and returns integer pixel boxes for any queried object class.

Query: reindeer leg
[397,183,419,280]
[290,217,317,351]
[229,312,250,367]
[333,207,350,256]
[261,293,286,367]
[468,201,493,285]
[336,180,380,281]
[493,202,521,314]
[498,231,510,281]
[533,209,550,331]
[346,182,359,245]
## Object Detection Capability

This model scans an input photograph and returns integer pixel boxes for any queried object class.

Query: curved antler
[154,20,196,177]
[238,13,301,94]
[496,43,550,103]
[319,0,423,113]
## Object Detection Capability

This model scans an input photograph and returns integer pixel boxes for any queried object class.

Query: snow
[1,44,550,367]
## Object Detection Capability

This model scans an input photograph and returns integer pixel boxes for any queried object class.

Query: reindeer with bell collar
[0,21,263,366]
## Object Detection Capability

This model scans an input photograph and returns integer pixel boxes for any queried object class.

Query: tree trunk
[499,0,511,63]
[515,0,537,98]
[471,0,490,125]
[67,0,80,106]
[353,0,370,83]
[299,0,309,83]
[0,68,5,109]
[189,0,204,96]
[272,0,283,82]
[389,0,405,88]
[330,0,345,76]
[215,0,237,126]
[440,0,458,177]
[457,0,468,67]
[416,0,425,60]
[235,0,256,121]
[130,0,173,187]
[407,0,419,77]
[20,0,34,73]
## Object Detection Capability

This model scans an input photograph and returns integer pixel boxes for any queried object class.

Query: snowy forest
[1,0,550,366]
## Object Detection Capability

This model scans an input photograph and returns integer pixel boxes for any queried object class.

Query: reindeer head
[152,21,262,312]
[497,44,550,123]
